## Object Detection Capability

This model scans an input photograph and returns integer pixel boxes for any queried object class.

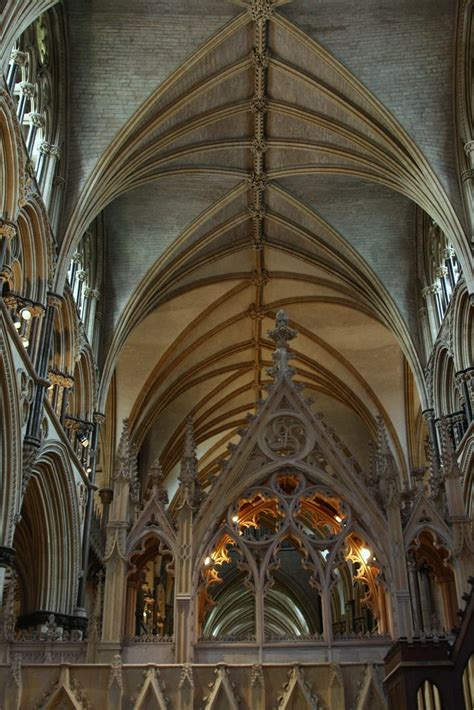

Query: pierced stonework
[263,414,307,458]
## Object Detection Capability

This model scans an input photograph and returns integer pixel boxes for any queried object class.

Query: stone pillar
[27,111,44,154]
[75,412,105,615]
[175,418,201,664]
[456,369,474,423]
[0,220,16,271]
[421,284,442,334]
[407,556,423,633]
[7,48,28,91]
[36,142,61,205]
[101,421,134,652]
[84,288,100,343]
[464,139,474,169]
[23,294,62,480]
[17,81,34,123]
[387,486,413,639]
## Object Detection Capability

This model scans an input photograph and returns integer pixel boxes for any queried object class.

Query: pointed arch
[13,441,81,618]
[0,319,21,547]
[0,86,23,220]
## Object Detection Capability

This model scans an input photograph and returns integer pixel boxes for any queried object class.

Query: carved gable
[196,311,382,541]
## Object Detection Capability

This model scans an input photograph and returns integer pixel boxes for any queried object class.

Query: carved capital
[0,220,17,240]
[99,488,114,506]
[10,49,28,66]
[422,283,441,298]
[47,292,63,309]
[39,140,51,155]
[464,139,474,159]
[19,81,35,98]
[441,246,455,260]
[49,144,62,160]
[435,266,448,279]
[29,112,45,128]
[48,370,74,389]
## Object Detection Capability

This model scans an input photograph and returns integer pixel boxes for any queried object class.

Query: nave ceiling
[25,0,469,495]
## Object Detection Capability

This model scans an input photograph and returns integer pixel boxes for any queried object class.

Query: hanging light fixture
[77,430,89,447]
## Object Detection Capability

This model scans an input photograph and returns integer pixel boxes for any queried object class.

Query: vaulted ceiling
[56,0,467,494]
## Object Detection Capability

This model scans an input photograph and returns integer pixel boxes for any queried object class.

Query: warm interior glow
[360,547,371,563]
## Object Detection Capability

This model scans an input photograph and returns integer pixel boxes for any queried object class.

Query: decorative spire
[438,416,461,478]
[180,417,197,483]
[267,309,297,381]
[148,459,168,505]
[178,418,202,509]
[365,417,400,512]
[113,419,134,481]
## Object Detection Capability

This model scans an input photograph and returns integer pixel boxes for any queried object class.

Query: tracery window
[5,8,66,223]
[198,471,388,643]
[66,219,103,352]
[420,217,461,345]
[7,15,53,176]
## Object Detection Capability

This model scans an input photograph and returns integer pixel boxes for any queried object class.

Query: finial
[266,309,297,381]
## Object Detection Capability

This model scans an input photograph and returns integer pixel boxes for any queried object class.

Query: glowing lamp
[360,547,371,563]
[77,431,89,448]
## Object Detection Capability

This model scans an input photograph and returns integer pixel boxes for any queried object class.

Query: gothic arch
[0,323,21,547]
[69,344,97,423]
[50,288,76,375]
[0,87,22,220]
[15,196,51,303]
[13,441,81,617]
[452,282,473,372]
[432,346,458,418]
[194,457,390,576]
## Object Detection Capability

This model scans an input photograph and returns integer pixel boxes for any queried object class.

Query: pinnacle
[266,309,297,382]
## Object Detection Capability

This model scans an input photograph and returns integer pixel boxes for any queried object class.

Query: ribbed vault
[51,0,470,496]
